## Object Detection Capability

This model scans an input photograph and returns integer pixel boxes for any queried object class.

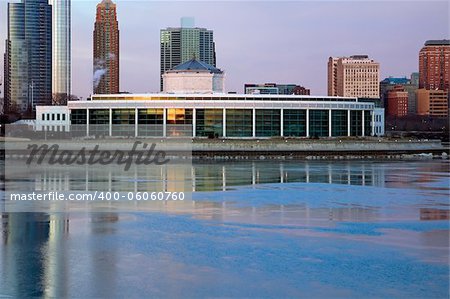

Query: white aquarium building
[36,93,385,138]
[162,59,225,94]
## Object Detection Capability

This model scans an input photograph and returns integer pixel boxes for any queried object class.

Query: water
[1,160,449,298]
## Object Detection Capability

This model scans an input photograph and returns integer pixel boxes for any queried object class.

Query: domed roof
[171,59,223,74]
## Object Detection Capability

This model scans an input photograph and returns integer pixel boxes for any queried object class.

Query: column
[86,109,90,137]
[347,110,351,137]
[252,108,256,138]
[280,109,284,137]
[362,110,365,137]
[192,108,196,138]
[223,109,226,137]
[163,108,167,137]
[328,109,332,137]
[109,108,112,137]
[306,109,310,137]
[134,108,138,137]
[371,111,375,136]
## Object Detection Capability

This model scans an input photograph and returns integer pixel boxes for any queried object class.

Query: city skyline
[0,1,449,100]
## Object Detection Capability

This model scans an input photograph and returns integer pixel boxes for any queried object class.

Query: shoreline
[1,137,449,161]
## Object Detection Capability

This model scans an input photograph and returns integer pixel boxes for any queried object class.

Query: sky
[0,0,449,99]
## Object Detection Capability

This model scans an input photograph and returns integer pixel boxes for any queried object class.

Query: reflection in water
[1,213,69,298]
[0,160,449,298]
[5,160,390,192]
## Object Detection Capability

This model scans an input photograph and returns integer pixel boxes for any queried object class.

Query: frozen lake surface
[0,160,449,298]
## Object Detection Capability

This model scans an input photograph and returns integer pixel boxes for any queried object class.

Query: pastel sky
[0,0,449,99]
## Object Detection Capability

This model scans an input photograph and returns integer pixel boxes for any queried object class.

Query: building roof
[424,39,450,46]
[170,59,223,74]
[380,77,410,85]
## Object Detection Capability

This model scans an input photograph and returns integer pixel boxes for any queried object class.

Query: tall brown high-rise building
[93,0,119,94]
[419,40,450,91]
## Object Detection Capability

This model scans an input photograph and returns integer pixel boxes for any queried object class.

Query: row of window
[42,113,66,121]
[70,108,374,138]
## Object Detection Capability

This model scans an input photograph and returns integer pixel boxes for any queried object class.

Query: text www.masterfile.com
[9,191,186,201]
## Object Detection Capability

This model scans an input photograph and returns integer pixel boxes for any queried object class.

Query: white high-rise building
[51,0,71,103]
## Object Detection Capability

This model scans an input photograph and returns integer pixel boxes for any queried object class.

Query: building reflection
[0,213,69,298]
[10,161,387,193]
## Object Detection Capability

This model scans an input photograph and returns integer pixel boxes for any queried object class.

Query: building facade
[93,0,119,94]
[419,40,450,91]
[162,59,224,94]
[36,94,385,138]
[380,75,418,115]
[245,83,310,95]
[386,85,408,117]
[328,55,380,98]
[51,0,71,103]
[160,18,216,91]
[4,0,52,114]
[416,89,448,117]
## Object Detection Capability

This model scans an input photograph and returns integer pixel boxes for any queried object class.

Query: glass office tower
[160,17,216,91]
[51,0,71,103]
[4,0,52,114]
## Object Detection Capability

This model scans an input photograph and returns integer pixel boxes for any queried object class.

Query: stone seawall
[2,138,449,160]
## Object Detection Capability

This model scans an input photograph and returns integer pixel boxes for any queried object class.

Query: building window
[283,110,306,137]
[254,109,280,137]
[331,110,348,137]
[167,108,192,137]
[137,108,164,137]
[196,109,223,138]
[226,109,252,137]
[112,109,134,137]
[350,110,363,136]
[89,109,109,136]
[309,110,329,137]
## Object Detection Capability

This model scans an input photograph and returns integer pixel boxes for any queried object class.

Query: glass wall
[138,108,164,137]
[196,109,223,138]
[90,109,110,137]
[364,110,372,136]
[167,108,193,137]
[309,110,329,137]
[112,109,135,137]
[331,110,348,137]
[283,109,306,137]
[350,110,362,136]
[226,109,253,137]
[70,109,87,136]
[255,109,280,137]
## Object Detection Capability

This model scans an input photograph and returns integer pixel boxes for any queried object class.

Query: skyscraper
[4,0,52,114]
[328,55,380,98]
[160,17,216,91]
[93,0,119,94]
[419,40,449,91]
[51,0,71,103]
